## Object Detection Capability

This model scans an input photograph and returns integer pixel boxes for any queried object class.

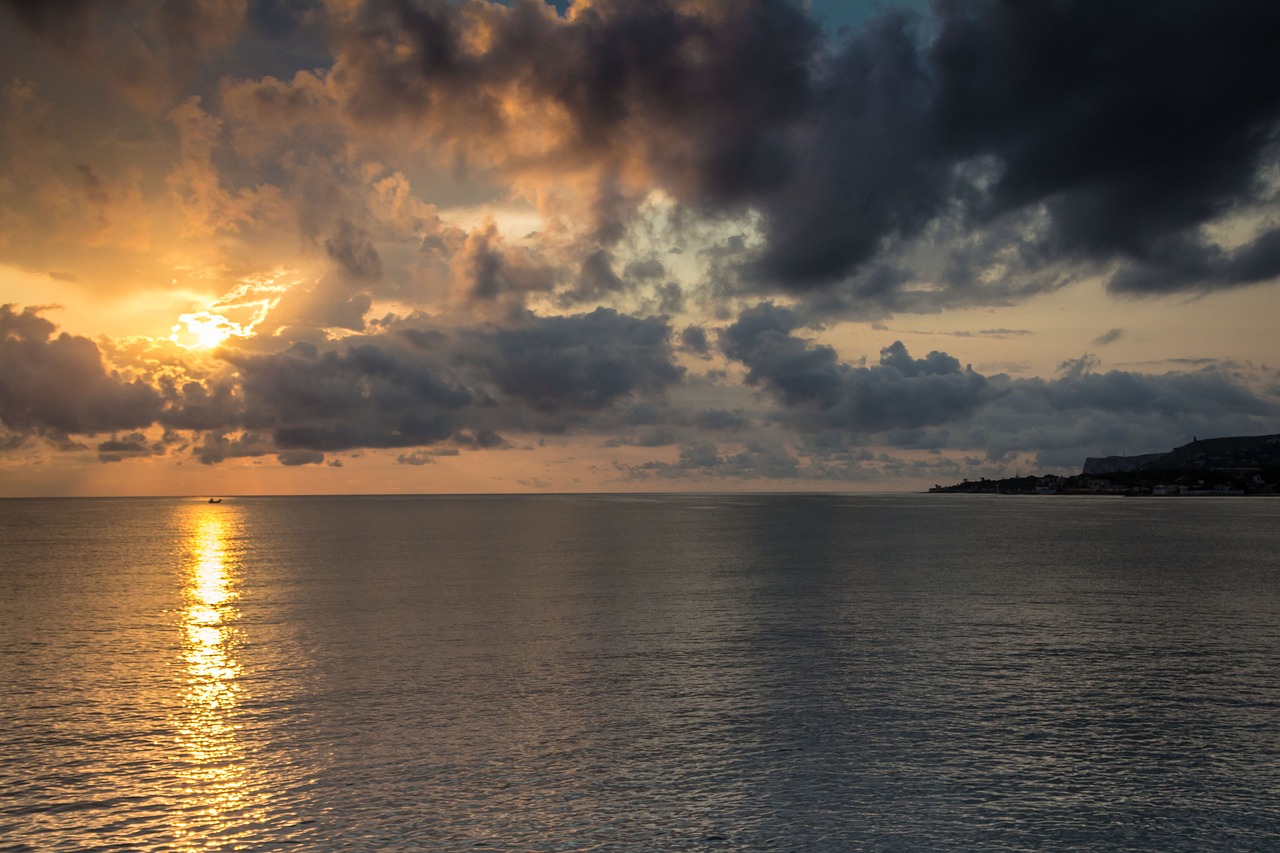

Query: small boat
[208,498,222,504]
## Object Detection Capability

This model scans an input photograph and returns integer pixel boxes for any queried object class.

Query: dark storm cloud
[171,307,685,459]
[1,0,248,53]
[719,302,844,407]
[1107,229,1280,295]
[607,298,1279,482]
[719,301,1278,445]
[0,302,681,466]
[720,302,993,431]
[157,376,240,432]
[329,0,818,249]
[226,339,473,452]
[478,307,684,414]
[750,10,939,289]
[1026,366,1269,420]
[326,0,1280,307]
[929,1,1280,291]
[0,305,164,437]
[764,0,1280,300]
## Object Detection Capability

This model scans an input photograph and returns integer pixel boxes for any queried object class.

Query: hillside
[932,433,1280,495]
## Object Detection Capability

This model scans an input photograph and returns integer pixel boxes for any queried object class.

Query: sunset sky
[1,0,1278,496]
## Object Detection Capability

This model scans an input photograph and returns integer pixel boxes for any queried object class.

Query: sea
[2,494,1279,851]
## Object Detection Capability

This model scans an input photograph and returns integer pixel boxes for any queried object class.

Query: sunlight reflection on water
[171,505,261,847]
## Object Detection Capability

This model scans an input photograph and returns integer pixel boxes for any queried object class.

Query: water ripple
[2,495,1279,849]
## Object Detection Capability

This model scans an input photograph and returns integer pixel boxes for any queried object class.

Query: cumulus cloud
[226,338,473,453]
[475,307,683,415]
[719,302,994,430]
[713,301,1279,475]
[192,308,680,456]
[0,305,164,438]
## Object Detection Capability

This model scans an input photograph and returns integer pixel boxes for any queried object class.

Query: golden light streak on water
[172,504,263,848]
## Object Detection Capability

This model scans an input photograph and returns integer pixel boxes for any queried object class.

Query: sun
[170,311,248,350]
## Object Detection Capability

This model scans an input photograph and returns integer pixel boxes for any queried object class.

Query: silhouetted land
[930,434,1280,495]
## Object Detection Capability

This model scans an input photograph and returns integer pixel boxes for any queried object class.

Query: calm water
[2,494,1279,851]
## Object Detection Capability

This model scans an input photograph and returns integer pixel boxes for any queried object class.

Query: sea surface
[2,494,1279,851]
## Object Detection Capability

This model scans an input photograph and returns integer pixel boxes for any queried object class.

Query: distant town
[930,433,1280,495]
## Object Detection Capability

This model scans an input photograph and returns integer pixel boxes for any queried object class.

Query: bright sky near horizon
[1,0,1278,496]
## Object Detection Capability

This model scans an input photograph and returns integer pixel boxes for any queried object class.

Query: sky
[1,0,1278,496]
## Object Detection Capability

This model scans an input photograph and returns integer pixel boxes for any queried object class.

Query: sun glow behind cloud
[170,311,250,349]
[168,270,296,348]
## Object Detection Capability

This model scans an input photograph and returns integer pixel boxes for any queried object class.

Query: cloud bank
[1,0,1278,488]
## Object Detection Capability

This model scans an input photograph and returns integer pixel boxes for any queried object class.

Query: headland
[930,433,1280,495]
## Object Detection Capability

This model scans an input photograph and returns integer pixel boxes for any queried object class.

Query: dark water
[2,494,1279,851]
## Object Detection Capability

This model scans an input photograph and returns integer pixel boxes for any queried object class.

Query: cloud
[226,338,473,453]
[277,448,324,466]
[716,301,1279,471]
[170,307,682,459]
[5,0,1278,328]
[457,220,558,306]
[928,1,1280,294]
[396,449,440,465]
[628,440,802,480]
[3,1,1279,490]
[0,305,164,438]
[476,307,683,415]
[1093,328,1124,347]
[0,0,251,109]
[719,302,993,430]
[156,376,244,432]
[97,433,157,462]
[325,218,382,281]
[886,327,1034,339]
[679,325,710,356]
[1107,229,1280,296]
[310,0,1280,312]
